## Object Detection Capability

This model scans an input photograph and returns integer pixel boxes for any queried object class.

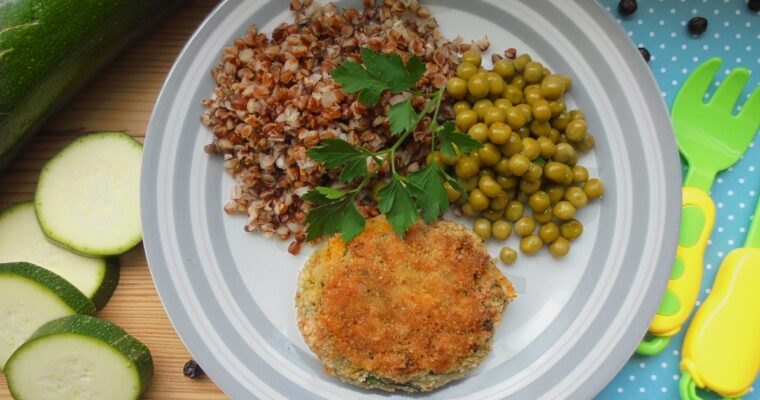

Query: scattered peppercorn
[749,0,760,12]
[618,0,638,16]
[688,17,708,35]
[183,359,205,379]
[638,47,651,63]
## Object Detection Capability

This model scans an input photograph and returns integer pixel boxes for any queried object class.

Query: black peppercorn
[638,47,651,63]
[749,0,760,12]
[688,17,708,36]
[183,359,205,379]
[618,0,638,16]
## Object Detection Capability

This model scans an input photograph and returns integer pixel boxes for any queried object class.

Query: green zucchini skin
[0,0,184,170]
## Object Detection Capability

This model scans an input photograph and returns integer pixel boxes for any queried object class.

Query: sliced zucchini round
[0,201,119,309]
[6,314,154,400]
[0,262,95,371]
[35,132,143,257]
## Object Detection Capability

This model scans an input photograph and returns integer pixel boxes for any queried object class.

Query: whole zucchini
[0,0,184,170]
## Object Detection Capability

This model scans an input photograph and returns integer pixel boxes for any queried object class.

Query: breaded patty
[296,217,516,392]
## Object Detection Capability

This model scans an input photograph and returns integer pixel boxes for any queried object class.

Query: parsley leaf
[315,187,347,199]
[388,99,418,135]
[409,163,449,223]
[331,60,388,106]
[442,170,467,198]
[307,139,369,183]
[305,195,365,242]
[377,177,419,237]
[360,48,426,93]
[437,121,482,157]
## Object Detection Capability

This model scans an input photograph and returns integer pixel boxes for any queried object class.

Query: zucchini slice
[0,262,95,371]
[0,201,119,309]
[6,314,154,400]
[35,132,143,256]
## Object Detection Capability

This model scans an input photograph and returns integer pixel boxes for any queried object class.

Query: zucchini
[6,314,154,400]
[0,201,119,309]
[0,0,183,170]
[0,262,95,371]
[35,132,143,256]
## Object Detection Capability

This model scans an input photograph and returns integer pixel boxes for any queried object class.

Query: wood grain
[0,1,228,398]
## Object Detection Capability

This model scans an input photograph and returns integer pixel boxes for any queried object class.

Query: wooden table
[0,1,228,398]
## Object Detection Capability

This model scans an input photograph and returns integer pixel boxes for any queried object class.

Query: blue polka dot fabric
[597,0,760,399]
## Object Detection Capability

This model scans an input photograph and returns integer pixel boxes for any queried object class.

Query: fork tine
[738,85,760,122]
[676,58,722,104]
[709,68,750,111]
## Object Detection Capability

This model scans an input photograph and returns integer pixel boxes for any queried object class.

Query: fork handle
[637,187,715,355]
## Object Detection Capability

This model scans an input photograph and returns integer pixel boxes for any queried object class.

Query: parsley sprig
[303,48,482,242]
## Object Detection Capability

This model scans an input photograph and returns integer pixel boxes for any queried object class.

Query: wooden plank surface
[0,1,228,398]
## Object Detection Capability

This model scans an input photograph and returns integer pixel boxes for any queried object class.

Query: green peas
[486,72,505,97]
[505,200,524,222]
[493,60,515,79]
[537,136,556,158]
[539,75,566,100]
[572,166,589,183]
[524,85,542,105]
[490,191,509,210]
[499,246,518,264]
[505,107,526,130]
[539,222,560,243]
[484,107,507,125]
[513,53,532,71]
[553,143,576,164]
[492,220,512,241]
[520,235,543,254]
[467,74,490,98]
[462,176,478,191]
[493,157,511,176]
[514,216,536,237]
[523,163,544,183]
[532,99,552,122]
[488,122,512,145]
[523,61,544,83]
[473,99,494,120]
[529,191,551,212]
[550,99,566,117]
[462,49,482,66]
[461,203,478,218]
[453,100,471,114]
[557,74,573,91]
[565,119,588,142]
[529,120,551,137]
[455,155,479,178]
[444,181,461,202]
[497,175,519,190]
[468,189,490,211]
[510,74,526,90]
[502,85,523,104]
[520,138,540,160]
[548,128,561,143]
[481,208,504,222]
[457,62,479,80]
[577,133,596,151]
[371,180,386,202]
[456,109,478,131]
[544,161,572,183]
[560,219,583,240]
[584,178,604,199]
[553,200,576,220]
[546,185,565,204]
[564,187,588,208]
[516,104,533,123]
[519,178,541,194]
[507,154,531,176]
[472,218,492,239]
[468,122,489,143]
[569,109,585,121]
[478,143,501,167]
[549,237,570,257]
[501,132,523,156]
[446,77,468,99]
[494,98,512,113]
[478,174,502,197]
[533,207,553,223]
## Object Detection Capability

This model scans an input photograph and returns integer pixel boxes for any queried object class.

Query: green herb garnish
[304,48,482,242]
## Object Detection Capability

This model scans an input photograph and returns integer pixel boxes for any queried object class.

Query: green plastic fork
[637,58,760,355]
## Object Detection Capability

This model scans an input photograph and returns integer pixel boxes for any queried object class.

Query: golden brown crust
[296,217,516,392]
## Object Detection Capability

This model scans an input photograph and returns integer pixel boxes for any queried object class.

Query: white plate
[141,1,681,398]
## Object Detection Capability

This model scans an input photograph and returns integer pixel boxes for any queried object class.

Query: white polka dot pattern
[600,0,760,398]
